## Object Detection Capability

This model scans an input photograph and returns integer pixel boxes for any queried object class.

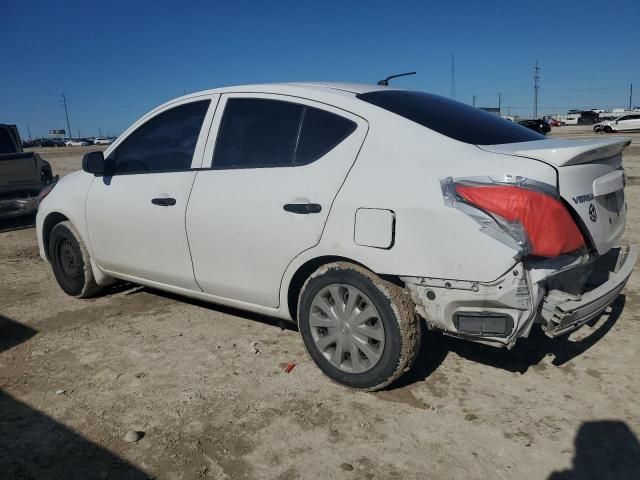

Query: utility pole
[450,54,455,99]
[60,93,72,139]
[533,61,540,119]
[27,125,32,140]
[630,83,633,110]
[498,93,502,115]
[472,95,476,107]
[77,129,81,139]
[99,128,102,137]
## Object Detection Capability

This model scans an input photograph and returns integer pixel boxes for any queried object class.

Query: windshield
[357,90,546,145]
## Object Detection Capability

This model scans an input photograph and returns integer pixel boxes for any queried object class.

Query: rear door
[186,94,367,307]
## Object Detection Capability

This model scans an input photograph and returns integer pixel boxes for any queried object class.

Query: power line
[533,60,540,118]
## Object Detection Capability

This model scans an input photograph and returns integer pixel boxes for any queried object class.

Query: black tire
[603,126,613,133]
[298,262,421,391]
[49,221,101,298]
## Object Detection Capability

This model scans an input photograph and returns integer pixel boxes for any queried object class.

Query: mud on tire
[297,262,421,391]
[49,221,102,298]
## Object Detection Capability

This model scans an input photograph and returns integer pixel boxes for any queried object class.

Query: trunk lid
[479,137,632,255]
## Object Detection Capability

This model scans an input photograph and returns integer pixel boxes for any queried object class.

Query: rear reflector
[456,184,584,257]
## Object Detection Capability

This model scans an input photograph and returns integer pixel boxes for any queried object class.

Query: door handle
[151,197,176,206]
[283,203,322,214]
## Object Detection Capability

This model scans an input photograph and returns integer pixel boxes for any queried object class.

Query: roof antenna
[377,71,416,86]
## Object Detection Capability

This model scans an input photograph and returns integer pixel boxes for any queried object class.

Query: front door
[186,94,367,307]
[86,97,215,289]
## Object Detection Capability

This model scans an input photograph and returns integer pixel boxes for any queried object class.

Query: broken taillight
[455,184,584,257]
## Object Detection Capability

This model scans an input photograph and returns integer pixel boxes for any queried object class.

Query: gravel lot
[1,127,639,479]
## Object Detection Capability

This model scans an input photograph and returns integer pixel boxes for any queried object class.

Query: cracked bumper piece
[539,244,637,337]
[0,196,38,219]
[401,266,533,347]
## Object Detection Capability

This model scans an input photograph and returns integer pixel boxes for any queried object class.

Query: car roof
[178,82,390,101]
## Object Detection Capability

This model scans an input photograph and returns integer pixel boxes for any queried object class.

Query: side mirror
[82,151,105,175]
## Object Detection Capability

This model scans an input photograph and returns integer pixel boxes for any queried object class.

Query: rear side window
[213,98,357,169]
[295,108,357,165]
[0,128,15,154]
[357,90,545,145]
[112,100,210,174]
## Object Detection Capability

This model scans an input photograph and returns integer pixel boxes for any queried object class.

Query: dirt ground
[1,127,639,479]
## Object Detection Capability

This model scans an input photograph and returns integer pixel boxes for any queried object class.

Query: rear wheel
[298,262,420,391]
[49,221,101,298]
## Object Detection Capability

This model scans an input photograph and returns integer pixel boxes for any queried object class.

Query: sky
[2,0,639,139]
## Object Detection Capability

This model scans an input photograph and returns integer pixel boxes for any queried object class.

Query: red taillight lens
[455,184,584,257]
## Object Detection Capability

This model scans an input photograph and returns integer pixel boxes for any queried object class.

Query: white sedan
[36,82,637,390]
[65,139,89,146]
[93,137,113,145]
[597,114,640,133]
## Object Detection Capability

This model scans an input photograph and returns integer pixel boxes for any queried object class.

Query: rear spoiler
[478,137,632,167]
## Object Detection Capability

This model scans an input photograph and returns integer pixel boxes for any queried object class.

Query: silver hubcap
[309,284,385,373]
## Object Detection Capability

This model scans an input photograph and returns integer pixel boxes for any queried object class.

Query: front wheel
[298,262,421,391]
[49,221,102,298]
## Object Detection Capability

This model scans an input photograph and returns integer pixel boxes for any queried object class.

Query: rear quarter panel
[283,110,558,295]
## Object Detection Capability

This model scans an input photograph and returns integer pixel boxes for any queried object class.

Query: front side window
[111,100,210,174]
[213,98,357,169]
[357,90,545,145]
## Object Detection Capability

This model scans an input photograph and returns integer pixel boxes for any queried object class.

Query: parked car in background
[562,114,580,125]
[0,124,57,218]
[66,139,90,146]
[517,119,551,135]
[544,117,565,127]
[93,137,113,145]
[32,138,57,147]
[596,114,640,133]
[36,83,636,390]
[577,110,600,125]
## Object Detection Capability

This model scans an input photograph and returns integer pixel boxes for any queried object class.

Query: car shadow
[0,390,148,479]
[0,314,38,354]
[447,294,625,374]
[0,214,36,233]
[390,295,626,390]
[548,420,640,480]
[130,286,299,332]
[106,284,624,384]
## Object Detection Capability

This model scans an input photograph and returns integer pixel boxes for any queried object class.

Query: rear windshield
[357,90,545,145]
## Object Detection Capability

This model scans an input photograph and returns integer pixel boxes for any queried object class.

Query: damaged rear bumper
[539,244,637,337]
[401,244,637,348]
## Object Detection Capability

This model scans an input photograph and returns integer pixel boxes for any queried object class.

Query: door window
[295,107,357,165]
[213,98,357,169]
[0,128,15,154]
[111,100,210,174]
